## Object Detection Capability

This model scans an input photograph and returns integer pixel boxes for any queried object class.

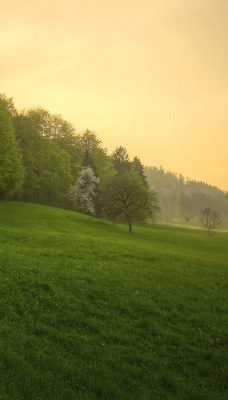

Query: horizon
[1,0,228,191]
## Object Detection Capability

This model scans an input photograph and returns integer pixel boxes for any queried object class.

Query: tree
[111,146,131,173]
[132,156,147,185]
[0,93,18,118]
[38,140,73,206]
[200,207,222,236]
[0,101,24,199]
[103,169,159,233]
[68,166,99,215]
[78,130,116,216]
[15,112,73,205]
[21,109,82,183]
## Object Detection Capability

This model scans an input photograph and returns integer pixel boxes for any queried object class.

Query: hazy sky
[1,0,228,191]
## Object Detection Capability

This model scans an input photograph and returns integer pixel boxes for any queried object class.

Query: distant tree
[0,101,24,199]
[68,166,99,215]
[111,146,131,173]
[20,109,82,183]
[132,156,147,185]
[78,129,102,153]
[200,207,222,236]
[78,130,105,174]
[38,140,73,206]
[0,93,18,118]
[103,169,159,233]
[15,112,73,205]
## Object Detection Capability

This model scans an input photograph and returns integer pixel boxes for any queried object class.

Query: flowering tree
[68,166,99,215]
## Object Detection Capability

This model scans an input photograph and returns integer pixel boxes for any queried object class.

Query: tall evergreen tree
[111,146,131,173]
[132,156,147,185]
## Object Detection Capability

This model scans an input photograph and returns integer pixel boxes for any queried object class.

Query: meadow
[0,201,227,400]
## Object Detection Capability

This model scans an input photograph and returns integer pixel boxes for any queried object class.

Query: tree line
[145,167,228,227]
[1,93,227,232]
[0,94,159,233]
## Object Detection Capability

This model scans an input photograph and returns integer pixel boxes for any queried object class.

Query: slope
[0,202,227,400]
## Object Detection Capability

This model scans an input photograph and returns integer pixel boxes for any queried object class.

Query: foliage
[103,169,159,233]
[1,92,227,229]
[111,146,131,173]
[132,156,147,185]
[15,113,73,205]
[0,93,18,118]
[200,207,222,236]
[0,101,24,199]
[68,166,99,215]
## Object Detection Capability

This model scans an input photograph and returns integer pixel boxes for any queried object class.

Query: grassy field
[0,201,227,400]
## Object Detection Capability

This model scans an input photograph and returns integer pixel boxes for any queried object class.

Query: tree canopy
[103,169,159,233]
[0,100,24,199]
[1,92,227,230]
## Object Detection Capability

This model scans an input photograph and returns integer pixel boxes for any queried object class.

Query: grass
[0,201,227,400]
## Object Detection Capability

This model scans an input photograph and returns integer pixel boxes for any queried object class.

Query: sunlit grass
[0,202,227,399]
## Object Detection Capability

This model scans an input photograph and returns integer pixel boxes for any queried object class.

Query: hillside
[0,202,227,399]
[145,166,228,226]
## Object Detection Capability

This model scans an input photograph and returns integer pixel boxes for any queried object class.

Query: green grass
[0,201,227,400]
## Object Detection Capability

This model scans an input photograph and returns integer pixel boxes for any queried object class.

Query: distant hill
[145,166,228,227]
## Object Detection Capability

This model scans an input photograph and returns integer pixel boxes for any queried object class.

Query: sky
[1,0,228,191]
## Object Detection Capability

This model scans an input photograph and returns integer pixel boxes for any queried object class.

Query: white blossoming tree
[68,166,99,215]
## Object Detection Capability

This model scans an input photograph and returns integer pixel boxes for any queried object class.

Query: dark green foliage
[15,113,73,205]
[0,93,18,118]
[0,202,227,399]
[111,146,131,173]
[132,156,147,185]
[0,101,24,199]
[103,169,159,233]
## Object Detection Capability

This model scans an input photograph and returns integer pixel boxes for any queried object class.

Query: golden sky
[1,0,228,191]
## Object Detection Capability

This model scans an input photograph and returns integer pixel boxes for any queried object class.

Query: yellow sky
[1,0,228,191]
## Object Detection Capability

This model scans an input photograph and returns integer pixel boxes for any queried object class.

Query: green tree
[0,101,24,199]
[0,93,18,118]
[111,146,131,173]
[21,108,82,183]
[15,113,44,202]
[103,169,159,233]
[78,130,116,215]
[132,156,147,185]
[15,113,73,205]
[38,140,73,206]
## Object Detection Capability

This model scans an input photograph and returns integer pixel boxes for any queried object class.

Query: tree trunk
[126,214,133,234]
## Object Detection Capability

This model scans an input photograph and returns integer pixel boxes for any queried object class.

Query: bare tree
[200,207,222,236]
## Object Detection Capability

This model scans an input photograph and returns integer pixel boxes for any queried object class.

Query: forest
[1,93,227,229]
